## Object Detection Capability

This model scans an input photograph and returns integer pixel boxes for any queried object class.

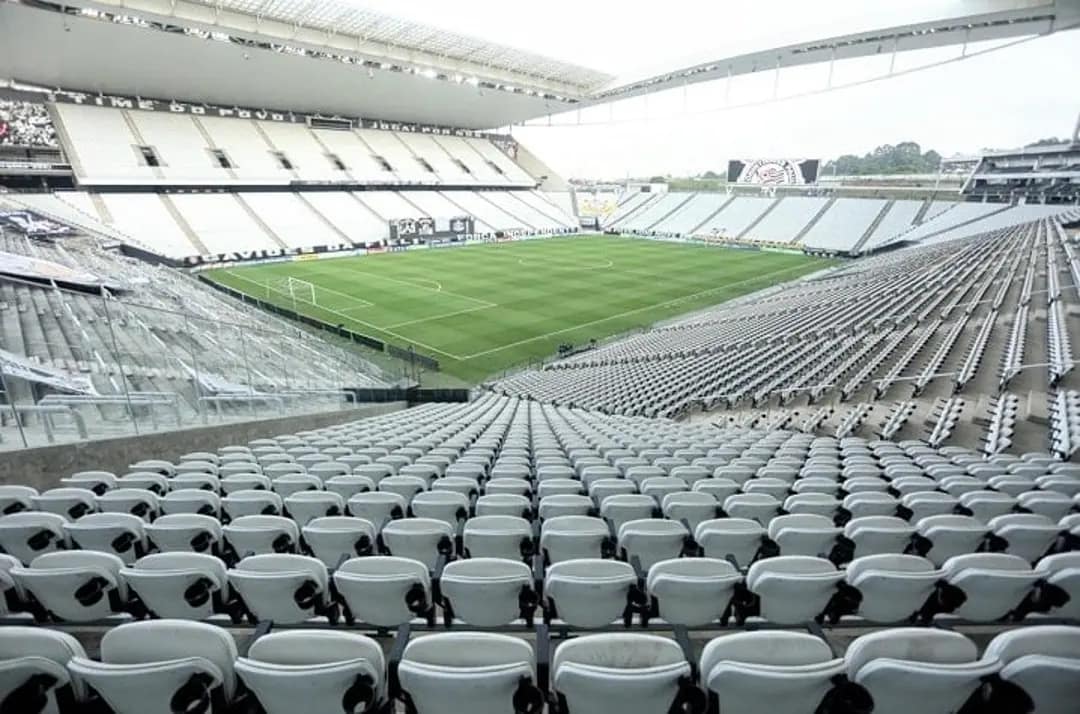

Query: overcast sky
[360,0,1079,178]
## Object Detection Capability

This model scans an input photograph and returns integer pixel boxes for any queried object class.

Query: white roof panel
[186,0,614,90]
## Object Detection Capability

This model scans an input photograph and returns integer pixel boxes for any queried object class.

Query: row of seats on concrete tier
[1,543,1077,628]
[9,463,1079,532]
[494,220,1075,424]
[2,620,1077,714]
[2,494,1077,569]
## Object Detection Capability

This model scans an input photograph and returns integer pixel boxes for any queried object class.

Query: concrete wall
[0,402,407,490]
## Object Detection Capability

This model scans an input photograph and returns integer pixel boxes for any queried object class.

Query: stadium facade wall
[0,402,407,490]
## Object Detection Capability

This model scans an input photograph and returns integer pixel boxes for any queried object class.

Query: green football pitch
[204,236,835,383]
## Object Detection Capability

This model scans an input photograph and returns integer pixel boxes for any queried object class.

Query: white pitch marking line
[516,257,614,271]
[342,268,492,307]
[457,259,831,361]
[221,271,467,361]
[384,303,498,329]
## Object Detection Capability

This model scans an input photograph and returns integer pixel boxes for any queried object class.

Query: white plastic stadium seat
[694,518,774,568]
[397,633,540,714]
[552,633,698,714]
[741,556,846,625]
[842,554,942,623]
[228,554,333,624]
[461,515,533,561]
[437,557,536,626]
[984,626,1080,714]
[939,553,1039,621]
[236,630,386,714]
[699,631,860,714]
[617,518,690,568]
[544,559,639,627]
[145,514,223,555]
[0,627,86,713]
[540,516,614,564]
[646,557,740,626]
[333,556,432,627]
[223,515,299,558]
[300,516,376,568]
[380,518,454,569]
[64,513,148,564]
[120,552,229,620]
[766,514,841,558]
[68,620,237,714]
[11,551,127,622]
[844,628,998,714]
[0,512,69,564]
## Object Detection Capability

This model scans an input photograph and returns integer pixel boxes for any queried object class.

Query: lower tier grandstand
[606,191,1074,255]
[495,213,1080,458]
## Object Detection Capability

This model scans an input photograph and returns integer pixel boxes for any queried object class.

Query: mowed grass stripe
[205,236,834,382]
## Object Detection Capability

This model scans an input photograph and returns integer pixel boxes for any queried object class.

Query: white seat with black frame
[33,488,96,522]
[120,552,234,621]
[333,556,434,628]
[461,515,534,562]
[543,558,641,628]
[0,627,86,713]
[844,628,1006,714]
[228,554,336,625]
[694,518,776,569]
[380,518,455,570]
[223,515,299,559]
[300,516,376,568]
[699,630,869,714]
[68,619,238,714]
[145,514,223,557]
[11,551,128,622]
[394,632,541,714]
[436,557,538,627]
[551,633,703,714]
[236,630,387,714]
[645,557,740,627]
[540,516,615,565]
[0,512,69,565]
[984,625,1080,714]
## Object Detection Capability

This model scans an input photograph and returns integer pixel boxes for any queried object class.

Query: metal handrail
[0,403,88,443]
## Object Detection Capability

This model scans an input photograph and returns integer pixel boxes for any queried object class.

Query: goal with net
[265,276,318,307]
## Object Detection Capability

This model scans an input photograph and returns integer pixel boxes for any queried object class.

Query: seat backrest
[984,625,1080,664]
[940,553,1033,578]
[29,550,124,575]
[442,558,531,581]
[747,556,835,584]
[333,555,429,581]
[547,558,634,582]
[542,515,608,536]
[845,628,976,675]
[248,630,383,669]
[554,633,685,672]
[700,631,833,676]
[227,515,298,537]
[403,632,532,670]
[844,516,911,536]
[100,620,237,698]
[130,552,228,582]
[0,625,86,662]
[845,554,936,581]
[235,554,327,585]
[767,514,835,539]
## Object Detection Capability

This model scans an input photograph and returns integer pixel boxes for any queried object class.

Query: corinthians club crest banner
[727,159,819,185]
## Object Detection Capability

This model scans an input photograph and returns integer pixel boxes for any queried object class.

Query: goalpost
[286,277,318,307]
[265,276,318,309]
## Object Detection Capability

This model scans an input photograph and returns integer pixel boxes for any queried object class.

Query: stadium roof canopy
[1,0,1078,129]
[185,0,614,92]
